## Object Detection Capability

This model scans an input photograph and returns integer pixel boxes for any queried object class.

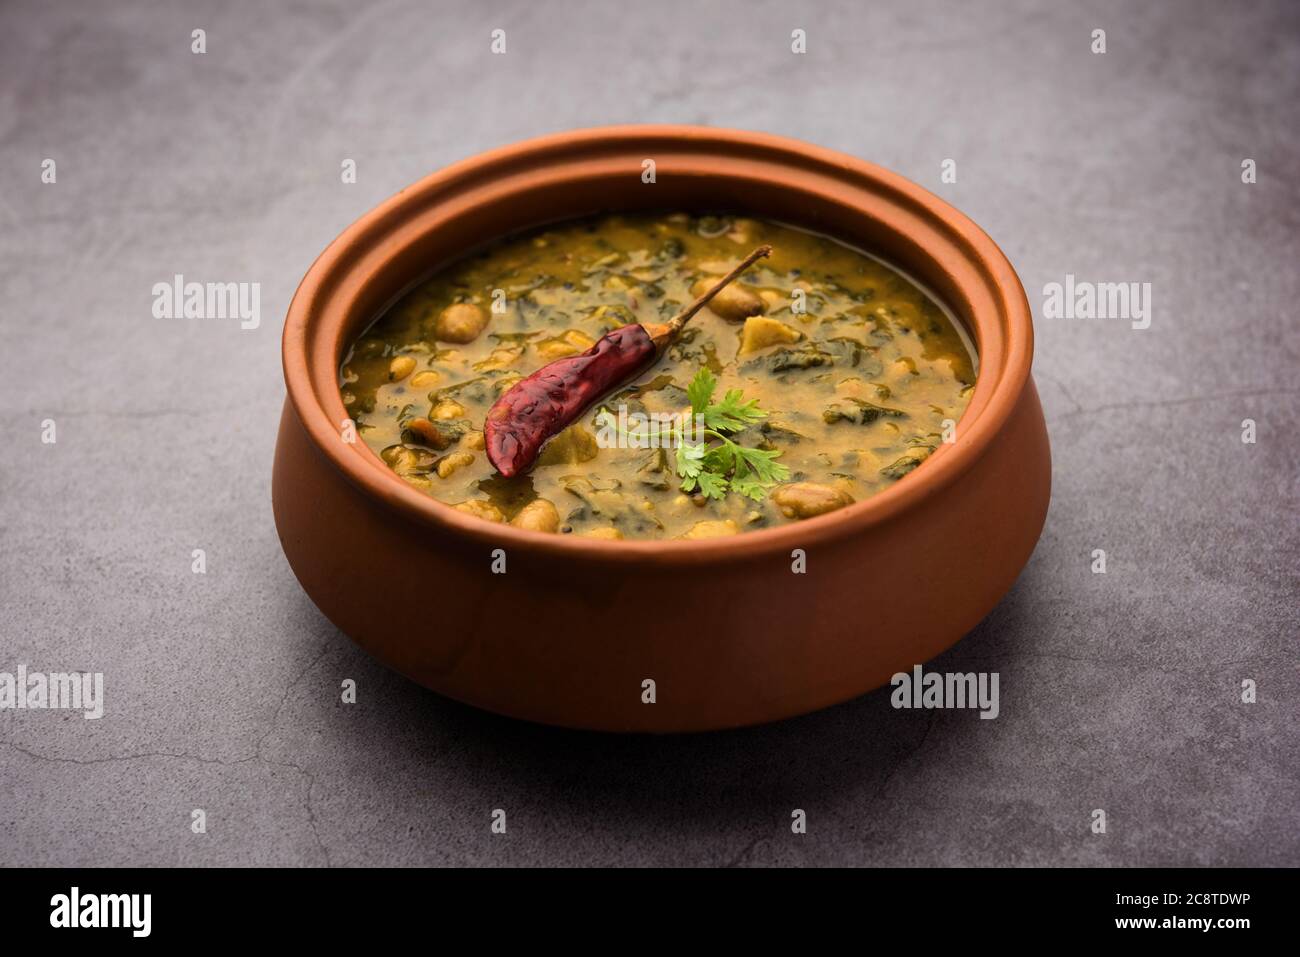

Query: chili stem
[664,244,772,336]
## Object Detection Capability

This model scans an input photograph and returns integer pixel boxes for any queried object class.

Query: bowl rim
[281,124,1034,565]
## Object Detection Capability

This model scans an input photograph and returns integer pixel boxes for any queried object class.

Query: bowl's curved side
[272,376,1049,732]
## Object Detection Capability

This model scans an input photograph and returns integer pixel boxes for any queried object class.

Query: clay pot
[273,126,1050,732]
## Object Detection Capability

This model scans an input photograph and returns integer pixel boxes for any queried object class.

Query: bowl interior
[328,168,1001,365]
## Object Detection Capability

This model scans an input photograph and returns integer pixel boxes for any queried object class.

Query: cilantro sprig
[605,368,786,502]
[596,369,789,502]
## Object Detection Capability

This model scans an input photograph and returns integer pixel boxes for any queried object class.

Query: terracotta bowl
[273,125,1050,732]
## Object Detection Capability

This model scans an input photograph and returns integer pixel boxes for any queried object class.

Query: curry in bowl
[339,213,975,540]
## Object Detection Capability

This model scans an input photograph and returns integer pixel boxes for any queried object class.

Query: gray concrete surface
[1,0,1296,867]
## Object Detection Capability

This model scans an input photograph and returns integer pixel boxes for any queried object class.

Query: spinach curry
[340,213,976,540]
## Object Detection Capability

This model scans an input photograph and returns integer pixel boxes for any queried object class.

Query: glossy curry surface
[340,213,976,540]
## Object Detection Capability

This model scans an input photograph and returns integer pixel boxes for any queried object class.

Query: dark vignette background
[0,0,1296,866]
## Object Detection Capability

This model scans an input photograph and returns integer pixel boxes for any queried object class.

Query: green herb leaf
[703,388,767,433]
[728,475,769,501]
[695,471,729,500]
[671,372,788,502]
[731,444,790,489]
[686,367,717,414]
[675,441,706,491]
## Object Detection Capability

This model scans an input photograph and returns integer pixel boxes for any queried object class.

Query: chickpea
[432,399,466,421]
[380,445,435,475]
[463,430,485,450]
[435,303,489,343]
[388,356,416,381]
[581,526,624,540]
[380,446,418,471]
[410,370,441,389]
[436,451,475,479]
[453,500,504,523]
[473,345,524,372]
[537,329,596,360]
[510,498,560,533]
[771,482,855,520]
[681,519,739,539]
[832,477,858,498]
[691,278,766,322]
[493,373,523,395]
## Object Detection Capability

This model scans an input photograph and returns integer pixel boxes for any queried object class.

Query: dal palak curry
[339,213,975,540]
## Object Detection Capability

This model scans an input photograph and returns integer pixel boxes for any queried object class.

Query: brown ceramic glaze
[272,126,1051,732]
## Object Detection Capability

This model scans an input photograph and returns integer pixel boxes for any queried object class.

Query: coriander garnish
[675,368,789,501]
[597,368,789,503]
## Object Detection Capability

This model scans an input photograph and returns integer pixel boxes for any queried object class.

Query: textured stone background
[1,0,1296,866]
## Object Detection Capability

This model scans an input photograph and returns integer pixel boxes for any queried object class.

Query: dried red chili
[485,245,772,477]
[485,324,657,478]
